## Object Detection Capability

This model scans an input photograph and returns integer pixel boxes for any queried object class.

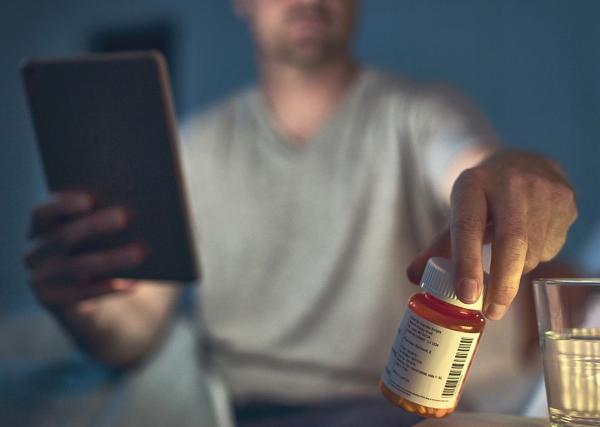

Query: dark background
[1,0,599,316]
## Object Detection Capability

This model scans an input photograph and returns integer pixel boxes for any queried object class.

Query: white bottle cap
[420,257,484,311]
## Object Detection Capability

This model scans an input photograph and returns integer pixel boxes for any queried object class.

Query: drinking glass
[533,278,600,426]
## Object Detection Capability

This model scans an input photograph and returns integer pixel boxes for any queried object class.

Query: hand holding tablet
[22,51,199,285]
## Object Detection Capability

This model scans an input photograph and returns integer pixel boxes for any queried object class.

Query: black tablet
[21,50,199,282]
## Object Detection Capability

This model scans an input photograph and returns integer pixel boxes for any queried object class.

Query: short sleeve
[176,107,222,196]
[177,113,202,213]
[176,110,215,252]
[407,85,499,202]
[177,110,213,172]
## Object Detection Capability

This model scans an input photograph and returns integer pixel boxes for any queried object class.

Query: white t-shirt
[180,69,526,404]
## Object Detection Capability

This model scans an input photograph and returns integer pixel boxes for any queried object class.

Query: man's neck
[260,57,359,145]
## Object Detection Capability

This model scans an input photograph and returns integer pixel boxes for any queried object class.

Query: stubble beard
[270,37,346,70]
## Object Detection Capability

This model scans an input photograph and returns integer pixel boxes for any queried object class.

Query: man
[25,0,577,425]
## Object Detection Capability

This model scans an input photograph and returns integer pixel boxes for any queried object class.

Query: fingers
[485,174,577,320]
[485,174,529,320]
[450,171,488,305]
[540,221,568,262]
[25,192,143,310]
[24,206,130,269]
[522,178,552,273]
[30,191,94,237]
[31,245,145,306]
[540,186,578,262]
[37,279,137,307]
[31,244,146,288]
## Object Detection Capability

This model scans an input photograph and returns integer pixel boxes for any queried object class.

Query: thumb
[406,228,451,284]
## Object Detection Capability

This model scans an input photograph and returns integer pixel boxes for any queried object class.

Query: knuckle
[501,167,524,188]
[541,247,560,262]
[551,185,578,226]
[452,168,481,196]
[452,213,486,235]
[541,236,566,261]
[557,192,577,219]
[523,236,543,272]
[528,174,552,195]
[559,189,578,224]
[526,234,544,254]
[552,183,575,204]
[569,205,579,224]
[454,169,472,186]
[523,255,540,273]
[497,223,528,247]
[458,167,480,183]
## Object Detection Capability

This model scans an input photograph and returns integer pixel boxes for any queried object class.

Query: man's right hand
[24,191,147,310]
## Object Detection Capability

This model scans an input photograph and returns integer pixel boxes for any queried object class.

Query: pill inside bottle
[380,257,486,418]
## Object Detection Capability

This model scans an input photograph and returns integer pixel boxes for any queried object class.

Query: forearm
[53,282,181,369]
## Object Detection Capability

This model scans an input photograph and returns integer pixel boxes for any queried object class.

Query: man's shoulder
[181,88,254,137]
[364,68,469,114]
[362,68,413,102]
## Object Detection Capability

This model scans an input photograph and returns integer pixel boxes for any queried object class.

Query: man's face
[238,0,358,69]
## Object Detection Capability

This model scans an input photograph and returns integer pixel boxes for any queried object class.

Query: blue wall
[1,0,599,313]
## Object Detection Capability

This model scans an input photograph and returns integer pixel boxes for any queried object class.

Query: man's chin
[284,44,341,69]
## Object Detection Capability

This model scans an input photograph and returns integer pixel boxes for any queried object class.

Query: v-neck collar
[247,69,372,157]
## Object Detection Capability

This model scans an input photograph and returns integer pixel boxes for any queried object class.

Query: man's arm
[25,191,182,368]
[53,281,181,368]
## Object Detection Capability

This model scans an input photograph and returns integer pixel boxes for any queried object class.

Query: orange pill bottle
[380,257,486,418]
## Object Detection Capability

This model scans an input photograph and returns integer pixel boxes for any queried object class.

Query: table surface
[415,412,548,427]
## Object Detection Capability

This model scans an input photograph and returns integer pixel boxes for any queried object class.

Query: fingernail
[484,303,507,320]
[68,194,93,211]
[457,278,479,303]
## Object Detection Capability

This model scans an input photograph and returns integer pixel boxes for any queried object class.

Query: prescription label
[381,309,480,409]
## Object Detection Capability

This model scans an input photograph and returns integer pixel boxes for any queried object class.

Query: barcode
[441,336,474,397]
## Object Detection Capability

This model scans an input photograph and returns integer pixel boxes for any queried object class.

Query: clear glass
[533,278,600,427]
